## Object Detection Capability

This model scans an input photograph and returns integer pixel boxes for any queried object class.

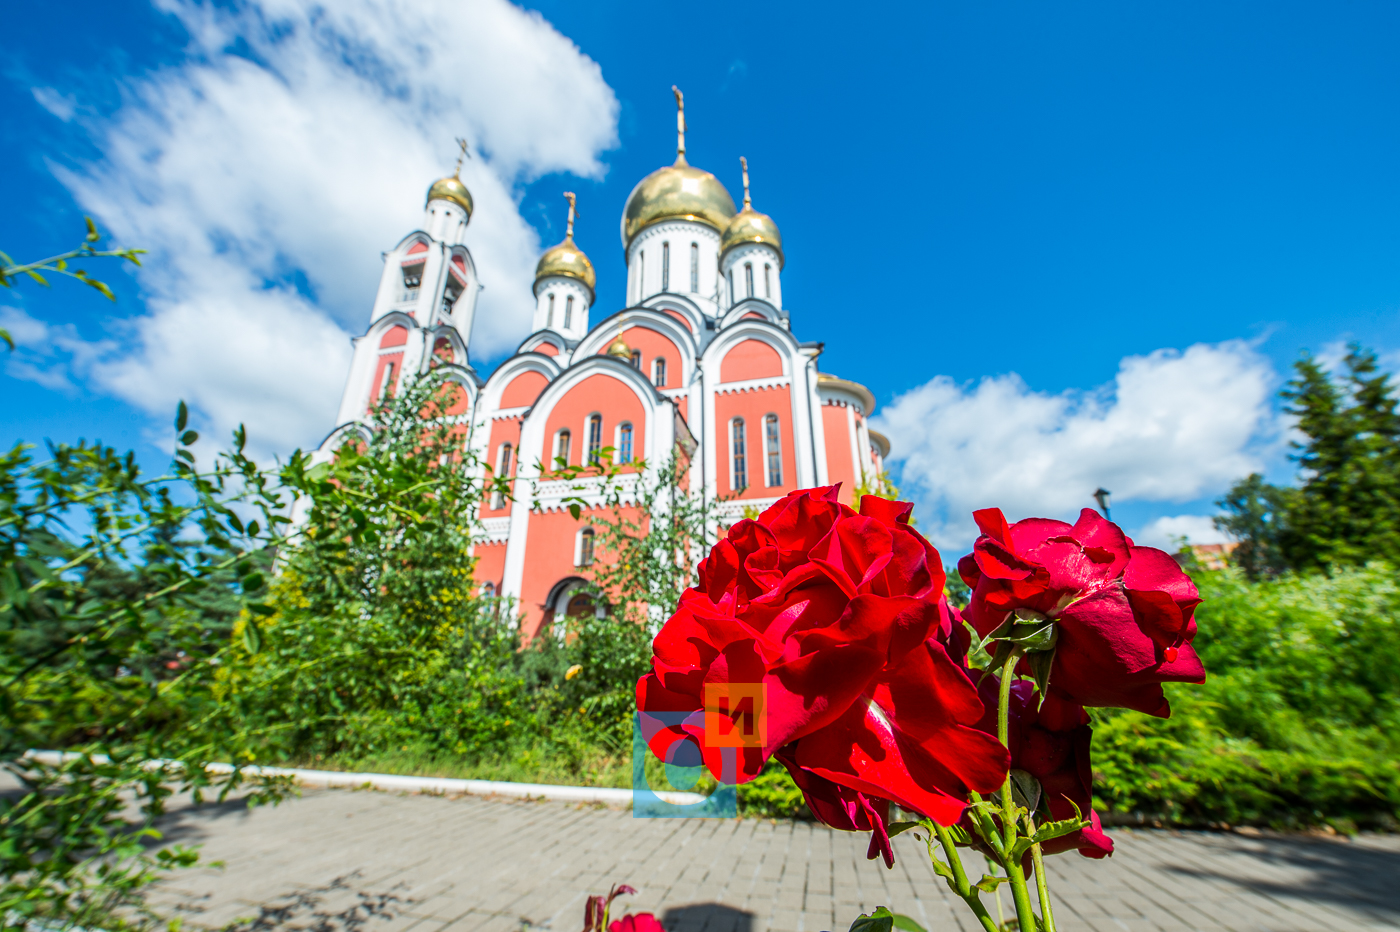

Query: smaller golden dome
[606,334,632,359]
[426,175,474,218]
[720,208,783,268]
[535,237,596,294]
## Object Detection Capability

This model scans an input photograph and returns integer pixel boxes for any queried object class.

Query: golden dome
[606,334,632,359]
[535,237,596,295]
[426,175,474,218]
[620,160,736,248]
[720,208,783,267]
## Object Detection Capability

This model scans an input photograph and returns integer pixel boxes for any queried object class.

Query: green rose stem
[997,645,1039,932]
[1028,814,1058,932]
[926,822,1001,932]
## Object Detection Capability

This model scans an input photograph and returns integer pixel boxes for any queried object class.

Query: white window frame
[553,428,572,468]
[574,526,596,566]
[730,417,749,491]
[764,414,782,488]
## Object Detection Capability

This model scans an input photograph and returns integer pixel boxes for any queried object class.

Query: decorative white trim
[716,375,791,394]
[479,517,511,543]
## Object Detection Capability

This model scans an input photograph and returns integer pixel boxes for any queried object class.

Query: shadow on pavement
[1163,833,1400,919]
[662,903,754,932]
[172,870,412,932]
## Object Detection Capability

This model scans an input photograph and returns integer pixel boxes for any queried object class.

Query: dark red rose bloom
[637,487,1008,865]
[958,507,1206,716]
[965,676,1114,860]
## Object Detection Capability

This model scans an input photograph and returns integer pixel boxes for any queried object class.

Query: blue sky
[5,1,1400,550]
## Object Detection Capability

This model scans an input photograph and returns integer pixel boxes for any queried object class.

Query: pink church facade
[321,100,890,639]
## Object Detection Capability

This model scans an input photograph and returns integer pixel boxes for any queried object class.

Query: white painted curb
[22,751,706,807]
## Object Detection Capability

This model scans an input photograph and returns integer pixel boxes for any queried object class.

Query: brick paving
[146,787,1400,932]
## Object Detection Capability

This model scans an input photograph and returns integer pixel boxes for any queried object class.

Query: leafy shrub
[1092,562,1400,830]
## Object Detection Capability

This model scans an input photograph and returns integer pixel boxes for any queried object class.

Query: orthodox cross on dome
[672,85,687,165]
[740,156,752,209]
[454,137,471,176]
[563,191,578,240]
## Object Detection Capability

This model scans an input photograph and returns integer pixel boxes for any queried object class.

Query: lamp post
[1093,488,1111,520]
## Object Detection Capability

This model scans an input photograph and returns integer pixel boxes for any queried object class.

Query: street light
[1093,488,1111,520]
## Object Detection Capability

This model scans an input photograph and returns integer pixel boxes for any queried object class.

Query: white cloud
[1133,514,1231,550]
[43,0,617,456]
[1,306,117,393]
[872,341,1281,553]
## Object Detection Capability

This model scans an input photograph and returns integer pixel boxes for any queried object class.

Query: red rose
[967,677,1114,860]
[958,507,1206,716]
[637,487,1008,863]
[609,916,664,932]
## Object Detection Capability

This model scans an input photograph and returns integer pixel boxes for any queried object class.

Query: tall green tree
[1216,343,1400,574]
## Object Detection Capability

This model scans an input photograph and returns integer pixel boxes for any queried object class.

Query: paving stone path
[147,787,1400,932]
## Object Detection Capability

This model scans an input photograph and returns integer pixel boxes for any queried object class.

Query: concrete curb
[21,751,706,807]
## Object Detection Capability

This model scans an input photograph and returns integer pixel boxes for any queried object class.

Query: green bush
[1091,561,1400,830]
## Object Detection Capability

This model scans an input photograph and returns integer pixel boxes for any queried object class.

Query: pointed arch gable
[480,353,562,415]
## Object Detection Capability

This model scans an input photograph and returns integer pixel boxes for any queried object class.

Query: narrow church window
[378,361,396,400]
[619,423,633,463]
[587,414,603,464]
[732,418,748,490]
[765,415,782,487]
[564,295,575,330]
[639,251,645,298]
[764,264,772,299]
[728,270,735,305]
[653,357,667,387]
[547,294,555,328]
[662,242,670,291]
[578,528,595,566]
[690,243,699,292]
[554,429,571,468]
[630,349,642,370]
[492,442,512,509]
[745,262,754,298]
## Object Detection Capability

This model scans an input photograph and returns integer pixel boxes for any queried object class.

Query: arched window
[554,429,571,468]
[492,442,513,509]
[587,414,603,464]
[639,251,646,297]
[662,241,670,291]
[619,423,633,464]
[630,349,642,370]
[765,415,782,487]
[690,243,699,292]
[577,528,596,567]
[564,295,574,330]
[378,361,396,400]
[764,264,772,299]
[745,262,754,298]
[547,293,555,328]
[652,357,667,387]
[731,418,748,491]
[728,269,735,305]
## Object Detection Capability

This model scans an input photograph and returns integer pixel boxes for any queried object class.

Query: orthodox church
[322,90,890,638]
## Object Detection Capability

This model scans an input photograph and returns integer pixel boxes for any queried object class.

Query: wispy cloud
[39,0,618,457]
[871,340,1282,552]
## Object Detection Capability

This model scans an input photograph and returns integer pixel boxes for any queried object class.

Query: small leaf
[890,916,926,932]
[0,328,12,351]
[176,400,189,432]
[569,503,581,519]
[85,216,100,241]
[243,618,263,654]
[1010,769,1042,812]
[848,906,894,932]
[974,874,1009,894]
[885,821,921,839]
[181,430,199,446]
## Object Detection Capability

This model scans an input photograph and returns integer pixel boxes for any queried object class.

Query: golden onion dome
[606,334,632,359]
[534,236,596,295]
[620,160,736,248]
[426,175,474,219]
[720,207,783,268]
[720,156,782,267]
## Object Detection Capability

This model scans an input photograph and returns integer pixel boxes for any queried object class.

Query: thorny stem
[998,645,1039,932]
[1027,816,1058,932]
[928,822,1001,932]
